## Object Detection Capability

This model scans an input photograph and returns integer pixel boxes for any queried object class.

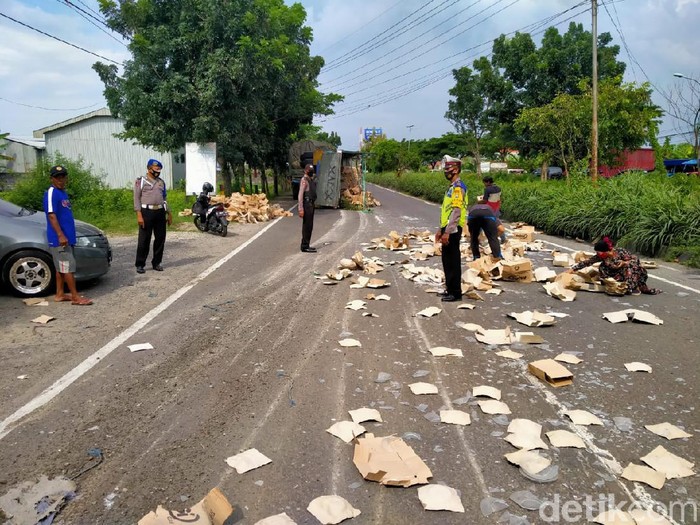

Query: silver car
[0,198,112,297]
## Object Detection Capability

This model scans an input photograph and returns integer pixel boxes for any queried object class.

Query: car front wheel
[3,250,55,297]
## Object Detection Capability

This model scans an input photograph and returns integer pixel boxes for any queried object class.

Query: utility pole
[406,124,415,151]
[673,73,700,172]
[591,0,599,182]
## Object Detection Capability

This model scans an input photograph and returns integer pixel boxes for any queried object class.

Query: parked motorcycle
[192,182,228,237]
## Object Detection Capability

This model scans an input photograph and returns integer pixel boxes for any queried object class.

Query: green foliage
[411,133,470,163]
[292,124,342,148]
[6,154,106,212]
[658,138,695,159]
[367,170,700,264]
[492,23,625,108]
[364,138,420,173]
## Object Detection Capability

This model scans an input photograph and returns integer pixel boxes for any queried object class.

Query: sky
[1,0,698,151]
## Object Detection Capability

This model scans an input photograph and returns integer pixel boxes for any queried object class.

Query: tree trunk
[261,165,268,195]
[474,138,482,177]
[221,158,232,196]
[541,161,548,182]
[273,166,279,196]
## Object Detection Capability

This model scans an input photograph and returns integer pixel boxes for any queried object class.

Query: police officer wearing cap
[435,155,468,302]
[134,159,172,273]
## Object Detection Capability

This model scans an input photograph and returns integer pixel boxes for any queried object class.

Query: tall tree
[94,0,340,194]
[492,22,626,109]
[445,57,513,175]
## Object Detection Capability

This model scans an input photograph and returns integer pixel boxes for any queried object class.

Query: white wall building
[33,108,185,189]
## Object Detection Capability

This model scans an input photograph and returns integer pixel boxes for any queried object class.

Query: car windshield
[0,198,36,217]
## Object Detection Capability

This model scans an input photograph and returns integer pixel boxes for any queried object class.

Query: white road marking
[523,372,679,525]
[536,238,700,294]
[0,213,291,441]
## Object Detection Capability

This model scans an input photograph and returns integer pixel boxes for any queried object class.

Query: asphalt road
[0,184,698,525]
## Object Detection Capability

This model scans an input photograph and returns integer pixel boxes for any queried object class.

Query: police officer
[435,155,467,302]
[298,164,317,253]
[134,159,172,273]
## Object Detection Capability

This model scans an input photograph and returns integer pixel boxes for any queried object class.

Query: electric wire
[323,0,521,92]
[56,0,127,46]
[0,96,103,112]
[323,0,439,69]
[318,0,404,55]
[0,11,123,65]
[320,3,591,121]
[323,0,464,73]
[321,0,487,87]
[337,5,570,106]
[599,0,673,105]
[327,1,587,114]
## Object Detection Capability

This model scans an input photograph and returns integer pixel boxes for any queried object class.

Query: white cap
[442,155,461,165]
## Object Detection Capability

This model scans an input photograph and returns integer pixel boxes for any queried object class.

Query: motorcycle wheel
[217,221,228,237]
[194,216,207,232]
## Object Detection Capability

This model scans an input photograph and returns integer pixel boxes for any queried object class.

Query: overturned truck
[288,140,378,208]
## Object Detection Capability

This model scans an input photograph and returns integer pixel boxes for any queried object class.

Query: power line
[56,0,127,47]
[322,0,486,88]
[0,96,103,112]
[318,0,404,55]
[73,0,104,19]
[323,0,463,74]
[0,11,123,65]
[323,0,519,93]
[323,0,439,70]
[599,0,673,105]
[320,3,590,121]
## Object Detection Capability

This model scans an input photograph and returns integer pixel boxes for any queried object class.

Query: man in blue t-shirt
[43,165,92,305]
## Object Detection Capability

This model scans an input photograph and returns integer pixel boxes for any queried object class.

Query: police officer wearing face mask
[435,155,468,302]
[298,163,318,253]
[134,159,172,274]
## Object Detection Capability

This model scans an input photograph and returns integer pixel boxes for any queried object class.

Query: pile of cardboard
[179,193,293,223]
[341,166,381,207]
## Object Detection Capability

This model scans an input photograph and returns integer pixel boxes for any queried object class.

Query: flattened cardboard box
[138,488,234,525]
[353,434,432,487]
[528,359,573,388]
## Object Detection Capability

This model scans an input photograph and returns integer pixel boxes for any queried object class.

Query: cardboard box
[501,258,533,282]
[511,231,534,243]
[138,488,235,525]
[553,254,571,267]
[353,434,432,487]
[528,359,573,387]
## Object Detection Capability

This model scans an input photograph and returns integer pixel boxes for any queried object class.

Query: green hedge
[367,170,700,264]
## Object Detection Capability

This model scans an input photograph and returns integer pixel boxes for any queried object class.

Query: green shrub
[7,154,106,212]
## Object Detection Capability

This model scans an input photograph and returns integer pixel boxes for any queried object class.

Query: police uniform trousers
[301,199,315,250]
[441,226,462,299]
[136,208,166,268]
[468,217,501,259]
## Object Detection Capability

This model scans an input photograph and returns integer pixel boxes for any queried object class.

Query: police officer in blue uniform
[134,159,172,273]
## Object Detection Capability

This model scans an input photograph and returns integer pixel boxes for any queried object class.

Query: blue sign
[364,127,383,140]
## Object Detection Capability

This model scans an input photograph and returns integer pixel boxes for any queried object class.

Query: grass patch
[367,170,700,267]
